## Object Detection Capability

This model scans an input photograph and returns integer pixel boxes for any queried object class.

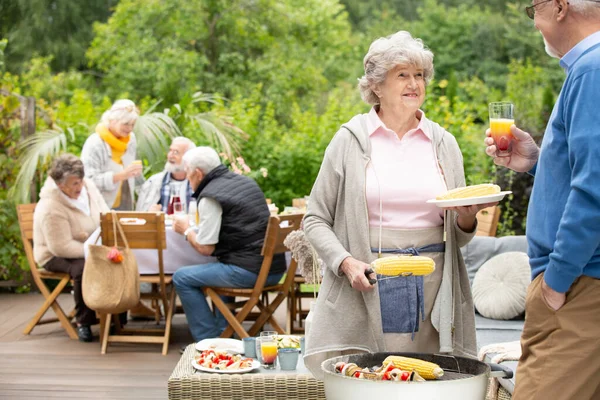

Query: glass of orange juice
[489,102,515,157]
[259,333,278,369]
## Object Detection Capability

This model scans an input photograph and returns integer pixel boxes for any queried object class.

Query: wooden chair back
[100,210,168,294]
[100,211,166,250]
[476,206,501,237]
[16,203,38,282]
[253,214,304,295]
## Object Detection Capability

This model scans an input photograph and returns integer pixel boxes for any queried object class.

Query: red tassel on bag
[107,247,124,263]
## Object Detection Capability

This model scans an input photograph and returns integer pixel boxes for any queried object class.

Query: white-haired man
[485,2,600,398]
[171,147,285,342]
[135,137,196,212]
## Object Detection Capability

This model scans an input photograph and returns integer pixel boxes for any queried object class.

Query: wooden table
[168,345,325,400]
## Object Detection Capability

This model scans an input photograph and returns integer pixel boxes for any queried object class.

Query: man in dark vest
[172,146,285,342]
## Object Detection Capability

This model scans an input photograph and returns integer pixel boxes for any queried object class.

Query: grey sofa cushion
[461,236,529,286]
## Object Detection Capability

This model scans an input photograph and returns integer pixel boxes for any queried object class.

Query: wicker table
[168,345,325,400]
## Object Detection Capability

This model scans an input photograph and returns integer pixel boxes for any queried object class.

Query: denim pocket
[378,275,424,334]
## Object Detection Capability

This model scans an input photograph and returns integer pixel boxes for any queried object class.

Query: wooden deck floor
[0,292,294,399]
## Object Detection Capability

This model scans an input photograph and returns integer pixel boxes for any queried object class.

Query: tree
[86,0,355,111]
[1,0,118,72]
[0,39,6,74]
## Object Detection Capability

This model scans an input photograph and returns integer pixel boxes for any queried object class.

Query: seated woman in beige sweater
[33,154,109,342]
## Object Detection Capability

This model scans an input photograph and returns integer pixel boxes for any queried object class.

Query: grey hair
[358,31,434,106]
[172,136,196,153]
[49,153,85,183]
[100,99,140,125]
[568,0,600,16]
[182,146,221,175]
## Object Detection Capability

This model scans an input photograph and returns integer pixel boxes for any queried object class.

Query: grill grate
[429,354,474,381]
[438,371,474,381]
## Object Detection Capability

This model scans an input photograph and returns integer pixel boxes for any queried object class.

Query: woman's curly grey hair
[49,153,85,184]
[358,31,435,106]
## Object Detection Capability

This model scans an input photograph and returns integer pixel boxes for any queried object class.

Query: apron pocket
[378,275,424,334]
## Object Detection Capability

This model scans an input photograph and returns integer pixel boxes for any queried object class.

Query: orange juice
[261,342,278,364]
[490,118,514,153]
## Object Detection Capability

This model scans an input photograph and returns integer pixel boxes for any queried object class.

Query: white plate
[195,338,244,354]
[192,358,260,374]
[427,191,512,208]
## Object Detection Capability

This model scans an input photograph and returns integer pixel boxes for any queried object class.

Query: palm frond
[134,112,181,169]
[190,112,247,161]
[191,92,227,105]
[9,128,71,203]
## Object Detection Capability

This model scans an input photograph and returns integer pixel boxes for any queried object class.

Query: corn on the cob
[382,356,444,380]
[370,255,435,277]
[436,184,501,200]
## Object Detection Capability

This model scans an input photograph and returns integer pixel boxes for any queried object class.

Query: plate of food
[427,184,511,208]
[195,338,244,354]
[192,350,260,374]
[275,335,301,349]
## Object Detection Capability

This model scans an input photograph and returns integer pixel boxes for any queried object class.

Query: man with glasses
[484,1,600,399]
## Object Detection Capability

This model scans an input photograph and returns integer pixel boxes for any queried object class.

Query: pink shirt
[365,107,447,229]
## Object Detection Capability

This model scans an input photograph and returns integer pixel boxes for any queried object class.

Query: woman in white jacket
[81,99,143,210]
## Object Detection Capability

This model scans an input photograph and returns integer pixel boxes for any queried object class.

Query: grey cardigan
[303,113,477,379]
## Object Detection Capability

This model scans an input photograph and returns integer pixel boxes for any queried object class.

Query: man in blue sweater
[484,1,600,399]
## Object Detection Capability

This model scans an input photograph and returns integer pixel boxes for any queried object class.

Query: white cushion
[472,252,531,320]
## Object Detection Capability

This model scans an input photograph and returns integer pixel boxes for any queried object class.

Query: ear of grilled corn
[371,255,435,277]
[382,356,444,380]
[436,184,501,200]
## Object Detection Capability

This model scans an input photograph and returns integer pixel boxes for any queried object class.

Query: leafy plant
[9,105,181,203]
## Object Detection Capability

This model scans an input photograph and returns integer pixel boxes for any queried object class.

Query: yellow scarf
[96,124,131,208]
[96,123,130,164]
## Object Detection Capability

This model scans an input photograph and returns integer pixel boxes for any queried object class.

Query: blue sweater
[527,33,600,293]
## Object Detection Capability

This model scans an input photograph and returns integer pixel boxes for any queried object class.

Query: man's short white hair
[568,0,600,16]
[358,31,434,106]
[101,99,140,125]
[172,136,196,152]
[183,146,221,175]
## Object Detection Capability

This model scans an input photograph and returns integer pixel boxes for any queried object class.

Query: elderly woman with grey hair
[303,31,496,378]
[33,154,109,342]
[81,99,144,210]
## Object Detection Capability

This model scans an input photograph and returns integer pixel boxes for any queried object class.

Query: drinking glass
[258,331,278,369]
[489,102,515,157]
[173,201,185,216]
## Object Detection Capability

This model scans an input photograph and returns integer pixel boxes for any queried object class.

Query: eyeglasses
[525,0,553,19]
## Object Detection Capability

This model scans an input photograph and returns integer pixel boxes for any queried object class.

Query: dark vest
[193,165,285,275]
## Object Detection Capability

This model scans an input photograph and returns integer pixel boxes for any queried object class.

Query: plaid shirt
[158,173,193,212]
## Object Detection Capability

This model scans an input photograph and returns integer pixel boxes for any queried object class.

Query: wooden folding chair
[98,211,175,355]
[476,206,501,237]
[204,213,304,339]
[16,203,78,339]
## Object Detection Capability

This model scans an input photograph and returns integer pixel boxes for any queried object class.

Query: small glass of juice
[489,102,515,157]
[259,334,278,369]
